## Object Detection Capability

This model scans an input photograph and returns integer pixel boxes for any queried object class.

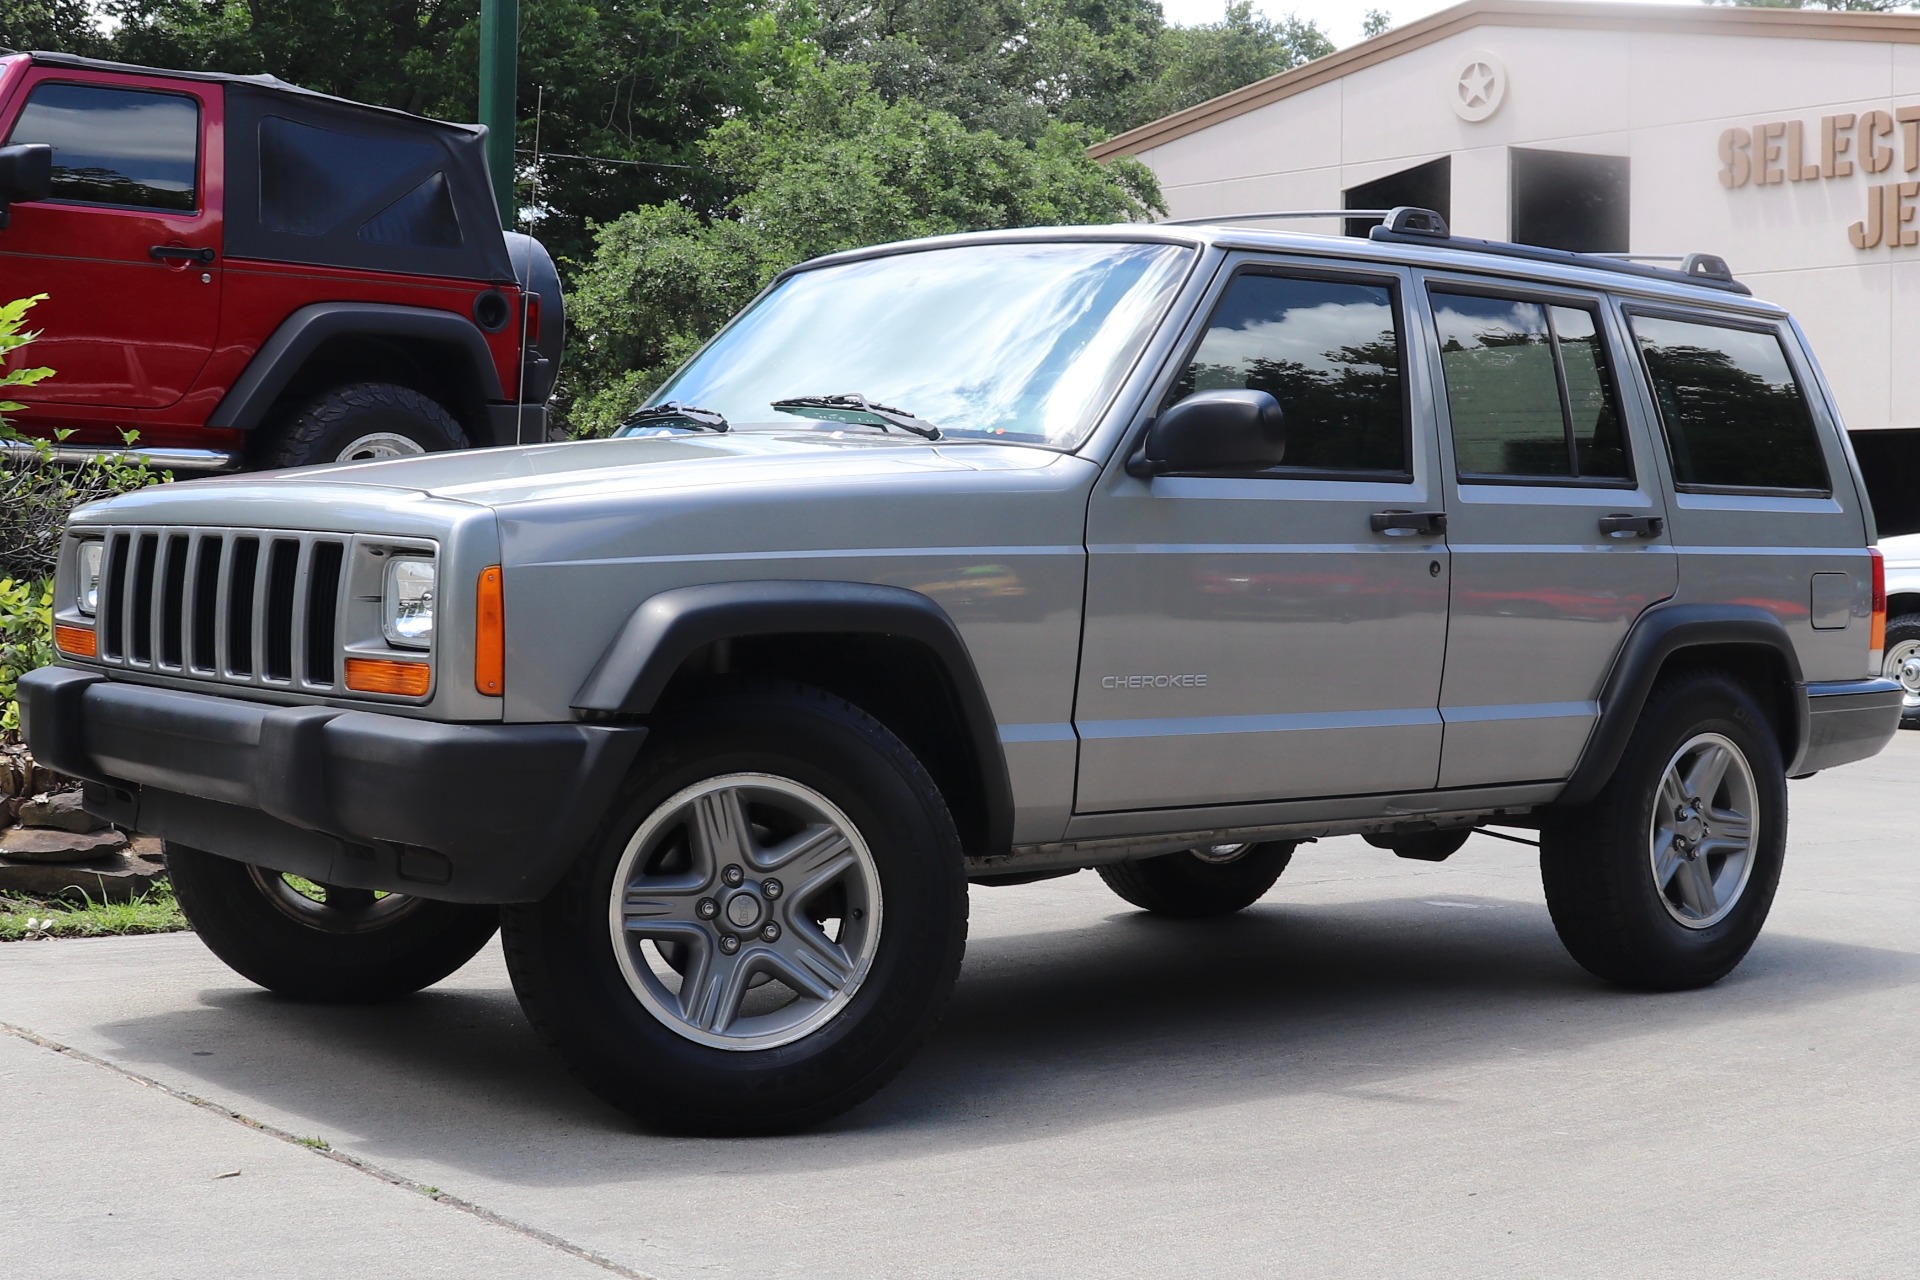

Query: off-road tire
[500,681,969,1136]
[1097,842,1297,918]
[165,843,500,1001]
[262,381,468,468]
[1539,671,1787,990]
[1880,613,1920,728]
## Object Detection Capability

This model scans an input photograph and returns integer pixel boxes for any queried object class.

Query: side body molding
[207,302,505,431]
[573,580,1015,854]
[1556,603,1806,807]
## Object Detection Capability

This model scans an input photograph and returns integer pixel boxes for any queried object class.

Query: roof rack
[1164,205,1749,296]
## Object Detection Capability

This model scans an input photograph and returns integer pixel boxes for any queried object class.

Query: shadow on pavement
[88,891,1920,1180]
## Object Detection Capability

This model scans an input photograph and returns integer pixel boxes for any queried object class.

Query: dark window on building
[1433,292,1629,481]
[6,83,198,211]
[1170,271,1407,474]
[1631,315,1829,493]
[1344,157,1450,238]
[259,115,452,245]
[1510,148,1629,253]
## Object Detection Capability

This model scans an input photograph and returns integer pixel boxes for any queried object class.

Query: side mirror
[1128,389,1285,477]
[0,144,53,230]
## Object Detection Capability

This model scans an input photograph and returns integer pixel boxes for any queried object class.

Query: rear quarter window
[1629,313,1829,494]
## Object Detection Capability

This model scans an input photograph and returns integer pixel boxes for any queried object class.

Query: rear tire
[1539,671,1786,990]
[1097,842,1296,918]
[263,381,468,468]
[500,681,969,1135]
[165,844,500,1002]
[1880,613,1920,728]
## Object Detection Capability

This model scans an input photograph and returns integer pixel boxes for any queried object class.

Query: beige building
[1093,0,1920,453]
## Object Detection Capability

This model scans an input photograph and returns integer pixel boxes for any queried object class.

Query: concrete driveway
[5,736,1919,1279]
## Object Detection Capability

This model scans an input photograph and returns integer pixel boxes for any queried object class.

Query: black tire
[1879,613,1920,728]
[262,381,468,468]
[1539,670,1787,991]
[500,681,969,1136]
[1096,841,1296,918]
[165,844,500,1002]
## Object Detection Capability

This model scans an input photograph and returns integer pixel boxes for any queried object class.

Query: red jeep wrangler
[0,52,563,472]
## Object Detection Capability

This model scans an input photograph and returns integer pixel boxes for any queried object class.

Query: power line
[515,147,703,171]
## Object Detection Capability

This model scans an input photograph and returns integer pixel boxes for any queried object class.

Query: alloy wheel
[1647,732,1758,930]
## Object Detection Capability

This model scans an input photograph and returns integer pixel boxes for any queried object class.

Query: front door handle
[1598,514,1664,539]
[149,245,215,264]
[1369,509,1447,536]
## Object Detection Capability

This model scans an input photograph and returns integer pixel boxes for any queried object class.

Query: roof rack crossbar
[1161,205,1451,235]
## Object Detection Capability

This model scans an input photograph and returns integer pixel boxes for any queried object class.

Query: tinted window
[7,83,198,211]
[1171,272,1406,473]
[1632,315,1828,492]
[259,115,457,248]
[1433,292,1628,481]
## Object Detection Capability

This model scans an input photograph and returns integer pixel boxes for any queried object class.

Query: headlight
[76,540,104,616]
[382,557,436,648]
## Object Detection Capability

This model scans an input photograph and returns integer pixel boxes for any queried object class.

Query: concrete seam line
[0,1018,663,1280]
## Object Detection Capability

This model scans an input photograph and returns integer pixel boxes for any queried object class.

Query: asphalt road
[5,735,1919,1279]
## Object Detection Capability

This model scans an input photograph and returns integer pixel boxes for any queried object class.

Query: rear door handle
[149,245,215,263]
[1369,509,1447,536]
[1598,514,1664,539]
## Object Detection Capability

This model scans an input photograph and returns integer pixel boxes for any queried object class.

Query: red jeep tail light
[1870,546,1887,670]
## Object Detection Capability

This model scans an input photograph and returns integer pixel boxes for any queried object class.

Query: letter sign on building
[1720,108,1920,250]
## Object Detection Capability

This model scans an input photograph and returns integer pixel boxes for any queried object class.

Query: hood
[199,432,1067,509]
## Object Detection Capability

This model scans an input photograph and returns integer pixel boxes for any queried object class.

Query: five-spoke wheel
[1648,733,1757,929]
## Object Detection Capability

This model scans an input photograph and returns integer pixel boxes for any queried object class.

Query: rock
[0,844,165,903]
[0,743,61,801]
[18,789,107,833]
[0,826,128,864]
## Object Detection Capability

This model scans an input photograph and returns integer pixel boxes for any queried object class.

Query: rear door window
[5,82,199,212]
[1629,314,1829,494]
[1169,269,1409,476]
[1431,290,1630,483]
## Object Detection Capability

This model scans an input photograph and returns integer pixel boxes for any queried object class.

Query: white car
[1879,532,1920,725]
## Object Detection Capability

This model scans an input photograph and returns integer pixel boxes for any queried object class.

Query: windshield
[645,240,1193,448]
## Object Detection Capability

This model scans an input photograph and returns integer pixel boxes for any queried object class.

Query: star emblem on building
[1459,62,1496,109]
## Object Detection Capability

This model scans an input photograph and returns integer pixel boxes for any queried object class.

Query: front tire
[1097,841,1296,918]
[1539,671,1786,990]
[165,844,500,1001]
[263,381,468,468]
[501,682,968,1135]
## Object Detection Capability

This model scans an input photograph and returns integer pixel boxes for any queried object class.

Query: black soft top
[23,52,513,283]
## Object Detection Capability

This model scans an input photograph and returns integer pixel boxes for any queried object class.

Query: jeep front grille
[94,527,350,691]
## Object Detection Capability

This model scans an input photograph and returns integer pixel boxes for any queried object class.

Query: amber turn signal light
[475,565,504,696]
[344,657,431,697]
[53,624,96,658]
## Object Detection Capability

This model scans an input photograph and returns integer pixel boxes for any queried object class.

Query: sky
[1157,0,1703,49]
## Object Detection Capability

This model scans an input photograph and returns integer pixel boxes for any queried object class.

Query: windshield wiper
[770,394,942,440]
[619,402,730,433]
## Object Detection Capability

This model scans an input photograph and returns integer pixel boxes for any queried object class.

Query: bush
[0,296,167,742]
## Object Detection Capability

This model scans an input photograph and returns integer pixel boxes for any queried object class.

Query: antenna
[514,84,543,448]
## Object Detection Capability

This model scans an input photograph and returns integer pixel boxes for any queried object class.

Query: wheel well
[1652,643,1800,764]
[655,633,995,856]
[261,335,489,445]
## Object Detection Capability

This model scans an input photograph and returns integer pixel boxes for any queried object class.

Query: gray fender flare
[1557,603,1806,807]
[207,302,504,431]
[573,580,1015,855]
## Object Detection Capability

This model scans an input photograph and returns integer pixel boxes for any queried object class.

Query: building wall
[1130,22,1920,433]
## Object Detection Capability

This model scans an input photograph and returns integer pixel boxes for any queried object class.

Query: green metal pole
[479,0,518,229]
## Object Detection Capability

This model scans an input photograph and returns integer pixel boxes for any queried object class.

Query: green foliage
[0,882,189,941]
[0,1,110,56]
[1362,9,1392,39]
[563,59,1164,436]
[0,576,54,736]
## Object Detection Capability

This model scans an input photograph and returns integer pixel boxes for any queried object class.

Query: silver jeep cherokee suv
[21,210,1903,1134]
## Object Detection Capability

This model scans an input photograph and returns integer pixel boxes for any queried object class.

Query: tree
[563,59,1164,435]
[0,1,108,55]
[1363,9,1392,38]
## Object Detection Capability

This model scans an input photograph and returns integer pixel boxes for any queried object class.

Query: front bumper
[19,667,645,903]
[1793,677,1904,776]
